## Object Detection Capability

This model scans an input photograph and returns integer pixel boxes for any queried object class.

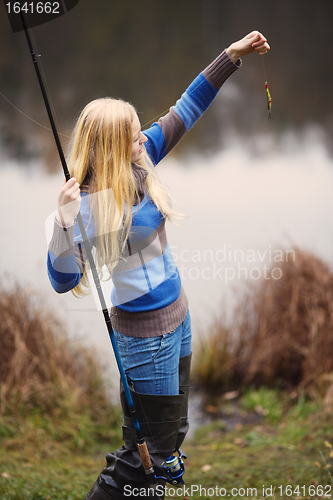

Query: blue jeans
[113,309,192,395]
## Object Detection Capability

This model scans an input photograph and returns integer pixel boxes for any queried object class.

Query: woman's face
[131,114,148,163]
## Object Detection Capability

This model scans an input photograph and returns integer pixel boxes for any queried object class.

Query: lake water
[1,135,333,389]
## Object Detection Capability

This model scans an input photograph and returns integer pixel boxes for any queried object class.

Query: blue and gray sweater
[47,50,240,337]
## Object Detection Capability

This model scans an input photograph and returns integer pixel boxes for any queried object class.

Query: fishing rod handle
[138,442,155,478]
[138,440,157,488]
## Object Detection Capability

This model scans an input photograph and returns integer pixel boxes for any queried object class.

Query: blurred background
[1,0,333,374]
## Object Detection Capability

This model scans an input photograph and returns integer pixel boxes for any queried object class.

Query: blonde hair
[67,97,177,296]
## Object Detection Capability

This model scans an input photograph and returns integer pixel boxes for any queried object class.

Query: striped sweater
[47,50,241,337]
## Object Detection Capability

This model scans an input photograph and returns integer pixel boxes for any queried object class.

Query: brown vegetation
[0,280,112,418]
[194,248,333,397]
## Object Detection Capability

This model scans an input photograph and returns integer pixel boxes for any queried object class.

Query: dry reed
[0,279,111,418]
[194,248,333,395]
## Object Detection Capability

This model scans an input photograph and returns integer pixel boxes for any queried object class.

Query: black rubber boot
[84,386,186,500]
[176,353,192,450]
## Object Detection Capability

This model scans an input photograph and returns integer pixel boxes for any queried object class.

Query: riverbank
[0,388,331,500]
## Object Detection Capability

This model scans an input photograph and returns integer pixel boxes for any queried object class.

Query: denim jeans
[113,309,192,395]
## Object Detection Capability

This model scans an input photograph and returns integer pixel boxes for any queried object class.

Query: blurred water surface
[1,135,333,378]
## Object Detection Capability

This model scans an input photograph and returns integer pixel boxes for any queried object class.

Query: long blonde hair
[68,97,176,296]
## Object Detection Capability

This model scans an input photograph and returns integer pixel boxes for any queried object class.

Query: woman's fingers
[59,177,81,206]
[250,32,270,54]
[57,177,81,227]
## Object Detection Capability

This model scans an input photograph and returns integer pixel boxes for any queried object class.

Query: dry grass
[194,248,333,396]
[0,279,112,419]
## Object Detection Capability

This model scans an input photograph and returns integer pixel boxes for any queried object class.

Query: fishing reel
[156,449,187,485]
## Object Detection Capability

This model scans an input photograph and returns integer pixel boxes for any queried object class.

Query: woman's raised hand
[226,31,270,63]
[56,177,81,228]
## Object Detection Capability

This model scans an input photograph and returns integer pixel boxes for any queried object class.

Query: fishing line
[262,54,268,82]
[0,90,70,137]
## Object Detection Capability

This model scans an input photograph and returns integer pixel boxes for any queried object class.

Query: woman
[47,31,270,500]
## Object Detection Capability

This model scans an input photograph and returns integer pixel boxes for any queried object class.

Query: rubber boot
[175,353,192,450]
[84,385,186,500]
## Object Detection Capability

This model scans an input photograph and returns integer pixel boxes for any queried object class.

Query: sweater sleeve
[47,193,94,294]
[143,50,241,164]
[47,219,85,293]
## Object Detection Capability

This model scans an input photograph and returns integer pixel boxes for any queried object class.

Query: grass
[0,407,123,499]
[181,389,333,500]
[0,388,332,500]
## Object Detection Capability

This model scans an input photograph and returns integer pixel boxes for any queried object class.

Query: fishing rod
[17,8,159,489]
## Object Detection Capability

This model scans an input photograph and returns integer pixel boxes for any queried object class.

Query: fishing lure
[263,58,273,120]
[265,80,272,120]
